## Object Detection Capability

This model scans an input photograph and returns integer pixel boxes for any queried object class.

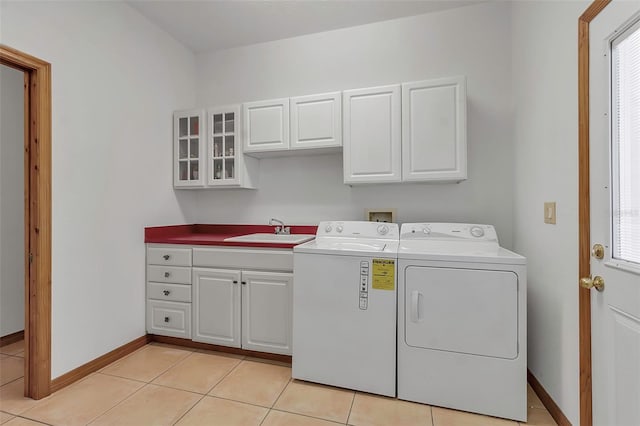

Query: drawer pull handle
[163,254,171,260]
[164,272,170,278]
[164,316,170,323]
[233,280,238,284]
[163,290,171,296]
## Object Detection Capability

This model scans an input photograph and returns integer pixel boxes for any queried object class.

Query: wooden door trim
[578,2,611,425]
[0,44,52,399]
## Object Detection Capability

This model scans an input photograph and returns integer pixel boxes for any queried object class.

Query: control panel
[400,223,499,243]
[359,260,369,310]
[316,221,399,240]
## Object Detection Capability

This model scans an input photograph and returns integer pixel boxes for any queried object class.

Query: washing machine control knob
[377,224,389,235]
[336,225,343,233]
[423,227,431,235]
[470,226,485,238]
[325,224,333,233]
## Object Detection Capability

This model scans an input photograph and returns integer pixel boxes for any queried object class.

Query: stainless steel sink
[224,233,315,244]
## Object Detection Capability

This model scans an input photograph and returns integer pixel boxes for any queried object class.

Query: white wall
[512,1,589,424]
[193,2,516,248]
[0,64,25,337]
[0,1,198,377]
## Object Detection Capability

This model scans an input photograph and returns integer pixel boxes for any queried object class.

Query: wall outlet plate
[544,202,556,224]
[365,209,396,223]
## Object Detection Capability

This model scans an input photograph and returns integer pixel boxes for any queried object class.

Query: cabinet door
[343,85,401,184]
[192,268,241,347]
[290,92,342,150]
[243,98,289,154]
[402,77,467,182]
[174,109,205,188]
[208,105,243,187]
[241,271,293,355]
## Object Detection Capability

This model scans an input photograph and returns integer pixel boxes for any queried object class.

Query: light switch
[544,202,556,224]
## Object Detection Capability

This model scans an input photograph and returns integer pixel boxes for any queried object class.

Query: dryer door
[404,266,518,359]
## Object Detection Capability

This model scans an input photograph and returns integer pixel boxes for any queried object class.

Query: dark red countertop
[145,224,318,249]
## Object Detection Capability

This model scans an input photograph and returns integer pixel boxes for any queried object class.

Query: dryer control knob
[325,224,333,233]
[423,227,431,235]
[470,226,485,238]
[377,224,389,235]
[336,225,343,233]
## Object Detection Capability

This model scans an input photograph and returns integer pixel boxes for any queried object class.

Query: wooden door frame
[578,1,612,425]
[0,45,51,400]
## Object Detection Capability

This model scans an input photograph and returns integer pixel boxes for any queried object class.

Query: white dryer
[293,221,399,397]
[397,223,527,422]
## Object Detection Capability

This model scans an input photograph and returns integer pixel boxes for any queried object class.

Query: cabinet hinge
[29,253,33,264]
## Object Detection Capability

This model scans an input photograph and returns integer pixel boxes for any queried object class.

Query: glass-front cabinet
[206,105,258,189]
[174,109,205,187]
[173,106,257,189]
[209,106,240,186]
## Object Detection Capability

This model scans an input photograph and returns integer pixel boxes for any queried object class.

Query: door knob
[580,275,605,292]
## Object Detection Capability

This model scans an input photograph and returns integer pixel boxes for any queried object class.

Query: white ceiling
[128,0,482,53]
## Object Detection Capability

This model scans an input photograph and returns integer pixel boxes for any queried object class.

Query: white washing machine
[397,223,527,422]
[293,221,399,397]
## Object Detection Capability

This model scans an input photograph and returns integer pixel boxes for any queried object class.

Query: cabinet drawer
[147,265,191,284]
[147,300,191,339]
[147,282,191,303]
[193,247,293,271]
[147,246,192,266]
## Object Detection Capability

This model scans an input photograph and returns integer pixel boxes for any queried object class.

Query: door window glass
[612,21,640,265]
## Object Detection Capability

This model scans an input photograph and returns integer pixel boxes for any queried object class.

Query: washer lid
[295,238,399,258]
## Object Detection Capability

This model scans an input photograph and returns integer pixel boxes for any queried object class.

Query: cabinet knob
[164,316,170,323]
[232,280,238,284]
[164,272,170,278]
[163,254,171,260]
[163,290,171,296]
[241,281,247,285]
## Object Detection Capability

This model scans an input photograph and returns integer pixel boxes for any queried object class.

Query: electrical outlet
[544,202,556,224]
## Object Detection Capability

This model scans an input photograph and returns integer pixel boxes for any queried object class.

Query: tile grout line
[269,377,292,410]
[268,408,346,425]
[169,391,207,426]
[145,348,198,384]
[430,403,435,426]
[84,381,151,426]
[345,391,356,425]
[204,355,247,395]
[10,412,55,426]
[0,375,25,390]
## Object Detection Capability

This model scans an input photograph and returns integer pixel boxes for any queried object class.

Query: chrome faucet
[269,218,290,235]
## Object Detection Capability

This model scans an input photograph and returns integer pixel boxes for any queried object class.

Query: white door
[290,92,342,150]
[208,105,242,187]
[192,268,241,347]
[173,109,205,188]
[343,85,401,184]
[243,98,289,154]
[241,271,293,355]
[401,77,467,182]
[589,4,640,425]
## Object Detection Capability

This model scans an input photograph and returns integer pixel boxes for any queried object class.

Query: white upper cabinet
[243,98,290,155]
[343,85,402,184]
[174,109,205,188]
[290,92,342,151]
[402,76,467,182]
[207,105,258,189]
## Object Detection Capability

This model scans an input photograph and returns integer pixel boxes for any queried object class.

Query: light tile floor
[0,341,558,425]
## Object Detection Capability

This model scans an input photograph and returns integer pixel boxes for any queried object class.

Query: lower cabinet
[147,300,192,339]
[192,267,293,355]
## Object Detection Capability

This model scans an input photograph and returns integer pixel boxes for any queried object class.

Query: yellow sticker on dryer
[372,259,395,290]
